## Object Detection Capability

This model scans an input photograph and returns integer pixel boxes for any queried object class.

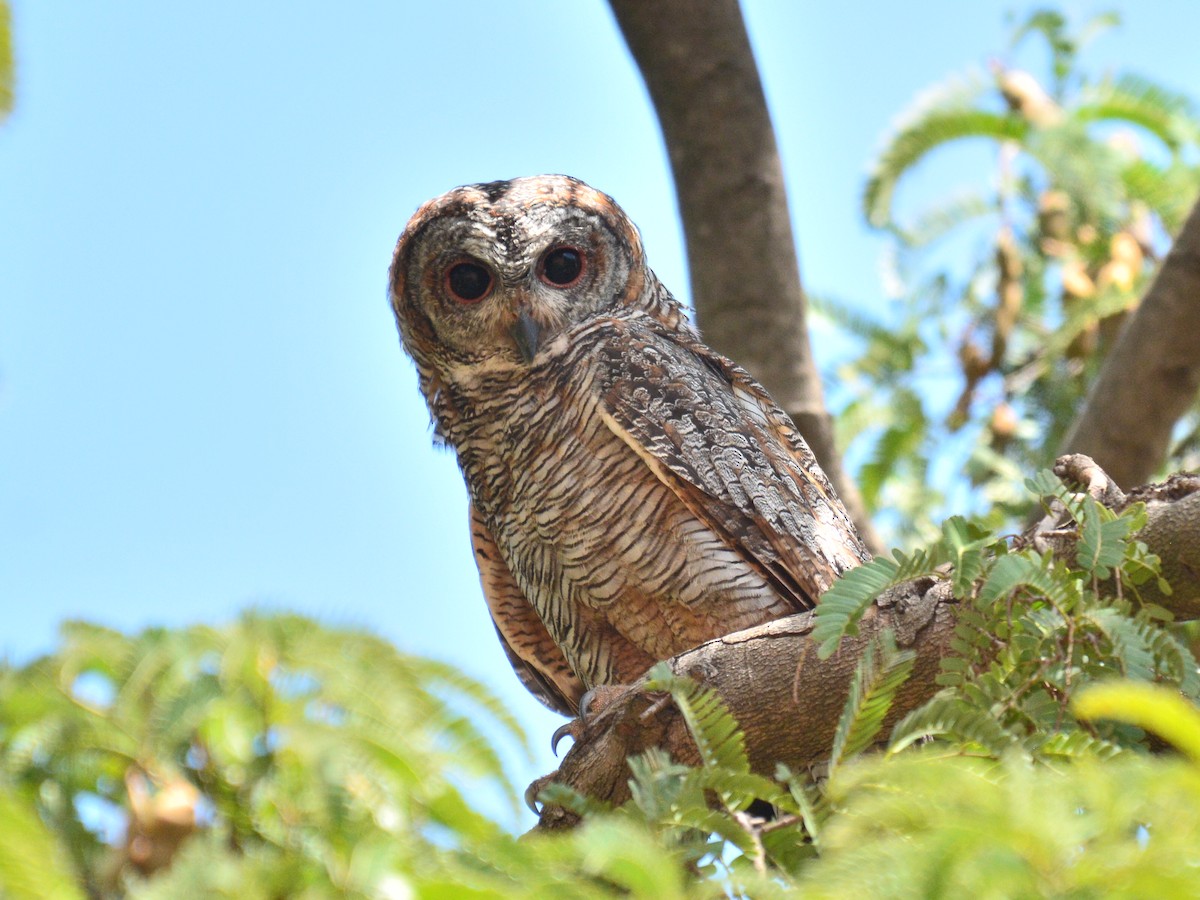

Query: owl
[390,175,869,718]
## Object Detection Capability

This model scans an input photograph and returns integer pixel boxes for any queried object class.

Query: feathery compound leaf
[831,631,917,770]
[864,75,1023,227]
[978,551,1077,609]
[1075,498,1136,578]
[815,520,975,658]
[1076,73,1200,151]
[891,191,996,248]
[1033,729,1127,761]
[813,557,901,657]
[1025,468,1068,501]
[536,782,611,820]
[0,787,86,900]
[1121,158,1200,231]
[775,764,825,850]
[1084,608,1156,681]
[889,695,1023,756]
[942,515,992,596]
[642,663,749,777]
[0,2,12,122]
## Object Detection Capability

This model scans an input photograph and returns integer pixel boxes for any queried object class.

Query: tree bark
[608,0,881,553]
[1060,195,1200,487]
[534,462,1200,830]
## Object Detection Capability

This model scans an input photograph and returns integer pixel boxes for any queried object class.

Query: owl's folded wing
[470,503,585,716]
[590,317,869,612]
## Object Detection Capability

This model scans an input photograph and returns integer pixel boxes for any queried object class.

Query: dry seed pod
[1037,190,1071,241]
[1061,259,1096,299]
[997,68,1061,126]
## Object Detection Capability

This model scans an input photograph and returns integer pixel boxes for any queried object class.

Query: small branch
[1060,195,1200,487]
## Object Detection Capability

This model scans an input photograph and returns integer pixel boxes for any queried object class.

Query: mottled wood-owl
[390,175,869,717]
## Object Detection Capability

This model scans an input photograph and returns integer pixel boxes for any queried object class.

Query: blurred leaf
[1074,682,1200,764]
[0,1,13,120]
[0,786,85,900]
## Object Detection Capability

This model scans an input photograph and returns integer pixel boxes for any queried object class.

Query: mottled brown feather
[588,314,867,610]
[470,504,584,715]
[390,175,870,715]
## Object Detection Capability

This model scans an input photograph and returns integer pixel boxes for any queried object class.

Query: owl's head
[390,175,683,390]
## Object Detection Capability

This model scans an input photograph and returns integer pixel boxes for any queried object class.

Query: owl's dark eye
[539,246,585,287]
[445,261,493,304]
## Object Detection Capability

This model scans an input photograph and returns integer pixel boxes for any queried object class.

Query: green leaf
[0,787,85,900]
[831,631,917,769]
[642,663,749,778]
[1076,73,1200,152]
[1075,500,1135,578]
[889,695,1022,756]
[813,557,901,657]
[1074,682,1200,765]
[865,100,1027,227]
[1033,729,1126,761]
[978,551,1077,609]
[942,515,991,596]
[0,1,13,121]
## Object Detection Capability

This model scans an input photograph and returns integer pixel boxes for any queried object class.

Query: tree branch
[608,0,881,553]
[533,462,1200,831]
[1060,195,1200,487]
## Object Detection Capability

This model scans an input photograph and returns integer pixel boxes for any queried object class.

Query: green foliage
[885,471,1196,761]
[830,632,916,770]
[813,515,992,655]
[827,9,1200,543]
[799,683,1200,896]
[0,612,528,898]
[5,475,1200,897]
[797,748,1200,897]
[0,1,12,121]
[0,786,84,900]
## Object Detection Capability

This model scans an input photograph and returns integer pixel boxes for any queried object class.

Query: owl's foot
[524,772,557,814]
[528,685,631,814]
[550,684,628,756]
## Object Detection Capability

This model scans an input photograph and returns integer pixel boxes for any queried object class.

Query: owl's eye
[445,261,494,304]
[539,246,585,287]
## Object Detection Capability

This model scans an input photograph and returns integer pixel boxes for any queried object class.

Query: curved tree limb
[534,460,1200,831]
[1060,195,1200,487]
[608,0,881,553]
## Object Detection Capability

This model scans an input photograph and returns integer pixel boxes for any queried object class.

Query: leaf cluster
[825,9,1200,542]
[0,612,527,898]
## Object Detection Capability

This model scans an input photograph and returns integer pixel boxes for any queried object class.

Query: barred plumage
[390,175,869,716]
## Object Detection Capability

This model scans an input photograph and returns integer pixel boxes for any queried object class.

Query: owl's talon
[524,781,540,814]
[551,720,580,756]
[524,773,555,814]
[552,685,628,756]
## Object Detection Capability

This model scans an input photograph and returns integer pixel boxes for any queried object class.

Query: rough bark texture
[608,0,881,553]
[1060,196,1200,487]
[533,460,1200,831]
[536,580,958,827]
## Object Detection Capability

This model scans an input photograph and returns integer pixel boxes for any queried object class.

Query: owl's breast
[449,360,788,689]
[456,368,610,521]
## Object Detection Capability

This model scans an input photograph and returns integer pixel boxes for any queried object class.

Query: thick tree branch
[536,579,957,829]
[608,0,881,553]
[1060,195,1200,487]
[534,462,1200,831]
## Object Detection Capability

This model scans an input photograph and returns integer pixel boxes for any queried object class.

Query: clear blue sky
[4,2,1200,815]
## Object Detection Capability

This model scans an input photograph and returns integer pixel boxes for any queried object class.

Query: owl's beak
[509,309,541,363]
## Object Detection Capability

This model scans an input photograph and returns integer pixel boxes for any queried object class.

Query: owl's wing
[590,317,869,611]
[470,504,584,716]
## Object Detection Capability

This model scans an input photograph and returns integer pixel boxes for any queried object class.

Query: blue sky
[4,2,1200,819]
